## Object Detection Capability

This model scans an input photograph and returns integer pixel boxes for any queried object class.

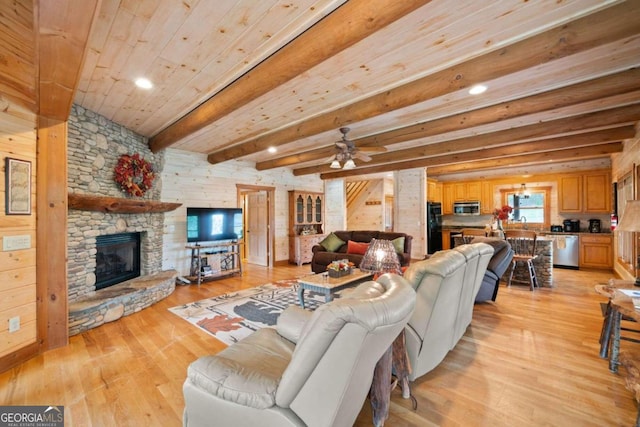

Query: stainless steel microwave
[453,201,481,215]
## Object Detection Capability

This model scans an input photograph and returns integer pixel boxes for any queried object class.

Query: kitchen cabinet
[559,171,611,213]
[579,234,613,269]
[481,182,495,214]
[442,229,452,250]
[427,180,442,203]
[583,172,611,213]
[452,181,480,202]
[442,183,454,214]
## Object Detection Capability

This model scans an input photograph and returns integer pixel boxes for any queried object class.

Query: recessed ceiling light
[135,78,153,89]
[268,146,277,154]
[468,84,487,95]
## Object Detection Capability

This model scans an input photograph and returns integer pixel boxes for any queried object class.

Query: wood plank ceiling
[73,0,640,180]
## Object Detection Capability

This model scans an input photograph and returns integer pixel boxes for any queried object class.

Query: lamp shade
[618,200,640,232]
[359,238,401,274]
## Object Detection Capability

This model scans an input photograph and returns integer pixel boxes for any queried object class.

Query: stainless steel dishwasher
[552,234,579,269]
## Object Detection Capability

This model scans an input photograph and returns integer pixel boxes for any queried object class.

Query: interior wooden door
[246,191,268,266]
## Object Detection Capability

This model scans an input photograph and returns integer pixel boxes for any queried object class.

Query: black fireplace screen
[95,232,141,290]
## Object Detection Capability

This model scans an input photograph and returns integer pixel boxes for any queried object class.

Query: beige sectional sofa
[403,242,494,380]
[182,275,416,427]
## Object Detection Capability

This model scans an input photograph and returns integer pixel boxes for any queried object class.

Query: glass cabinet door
[296,195,304,223]
[315,196,322,223]
[306,195,313,223]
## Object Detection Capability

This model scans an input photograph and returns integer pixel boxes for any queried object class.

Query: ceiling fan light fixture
[330,159,341,169]
[343,159,356,169]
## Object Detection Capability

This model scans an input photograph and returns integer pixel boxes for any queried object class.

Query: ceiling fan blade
[353,152,372,162]
[359,146,387,153]
[335,142,348,150]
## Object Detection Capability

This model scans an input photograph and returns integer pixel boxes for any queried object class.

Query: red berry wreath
[114,153,156,197]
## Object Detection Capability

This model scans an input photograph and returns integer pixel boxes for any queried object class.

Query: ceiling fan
[329,127,387,169]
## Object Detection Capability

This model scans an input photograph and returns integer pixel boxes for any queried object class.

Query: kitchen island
[453,233,553,288]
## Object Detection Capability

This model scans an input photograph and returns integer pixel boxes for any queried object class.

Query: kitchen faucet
[520,216,527,230]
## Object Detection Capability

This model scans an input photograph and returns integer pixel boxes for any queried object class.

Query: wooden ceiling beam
[147,0,431,153]
[425,143,624,176]
[210,1,640,164]
[319,142,623,179]
[38,0,101,120]
[255,68,640,170]
[293,103,640,176]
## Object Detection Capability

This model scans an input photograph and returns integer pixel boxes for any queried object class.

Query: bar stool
[504,230,538,291]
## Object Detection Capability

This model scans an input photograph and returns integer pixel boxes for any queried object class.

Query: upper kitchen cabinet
[583,172,611,213]
[427,179,442,203]
[481,182,495,214]
[558,171,611,213]
[452,181,481,201]
[442,183,454,214]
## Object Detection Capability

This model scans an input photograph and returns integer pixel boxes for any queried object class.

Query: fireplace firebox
[95,232,141,290]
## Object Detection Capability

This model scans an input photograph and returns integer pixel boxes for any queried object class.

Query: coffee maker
[589,219,601,233]
[563,219,580,232]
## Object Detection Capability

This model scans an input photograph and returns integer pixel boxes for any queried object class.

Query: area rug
[168,279,341,345]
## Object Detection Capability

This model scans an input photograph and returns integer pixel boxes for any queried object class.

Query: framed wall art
[5,157,31,215]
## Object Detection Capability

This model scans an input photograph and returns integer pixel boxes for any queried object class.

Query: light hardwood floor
[0,264,636,426]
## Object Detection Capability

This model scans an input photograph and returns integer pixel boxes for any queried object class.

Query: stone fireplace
[67,105,177,335]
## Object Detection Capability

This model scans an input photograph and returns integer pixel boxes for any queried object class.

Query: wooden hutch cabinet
[288,191,325,266]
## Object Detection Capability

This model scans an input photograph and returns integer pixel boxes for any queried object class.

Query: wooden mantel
[68,194,181,214]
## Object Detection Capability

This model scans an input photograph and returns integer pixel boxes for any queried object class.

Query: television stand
[186,241,243,285]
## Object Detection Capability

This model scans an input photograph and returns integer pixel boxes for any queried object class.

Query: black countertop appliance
[589,219,601,233]
[563,219,580,232]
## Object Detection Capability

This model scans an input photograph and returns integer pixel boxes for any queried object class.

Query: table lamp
[359,238,402,275]
[617,200,640,286]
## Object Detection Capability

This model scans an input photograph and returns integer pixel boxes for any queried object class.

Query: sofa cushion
[320,232,346,252]
[391,236,405,254]
[351,230,378,243]
[347,240,370,255]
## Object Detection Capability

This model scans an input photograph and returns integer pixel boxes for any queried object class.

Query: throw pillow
[347,240,370,255]
[391,236,405,254]
[320,232,346,252]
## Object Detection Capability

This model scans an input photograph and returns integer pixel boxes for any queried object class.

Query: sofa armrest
[276,305,313,343]
[312,244,326,254]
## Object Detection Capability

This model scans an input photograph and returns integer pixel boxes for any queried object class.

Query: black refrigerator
[427,202,442,254]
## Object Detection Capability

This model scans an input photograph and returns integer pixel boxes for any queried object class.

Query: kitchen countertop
[443,226,612,236]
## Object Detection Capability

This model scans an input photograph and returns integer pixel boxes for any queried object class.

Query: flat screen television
[186,207,243,244]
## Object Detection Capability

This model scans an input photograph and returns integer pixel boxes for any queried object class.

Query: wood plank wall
[0,103,37,360]
[0,0,38,362]
[0,0,37,370]
[160,149,323,275]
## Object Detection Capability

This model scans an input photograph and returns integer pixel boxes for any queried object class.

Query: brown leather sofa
[310,230,412,274]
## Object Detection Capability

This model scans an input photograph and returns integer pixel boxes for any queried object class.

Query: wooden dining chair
[504,230,538,291]
[460,228,487,244]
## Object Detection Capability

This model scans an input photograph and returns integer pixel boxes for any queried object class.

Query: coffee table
[297,268,374,309]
